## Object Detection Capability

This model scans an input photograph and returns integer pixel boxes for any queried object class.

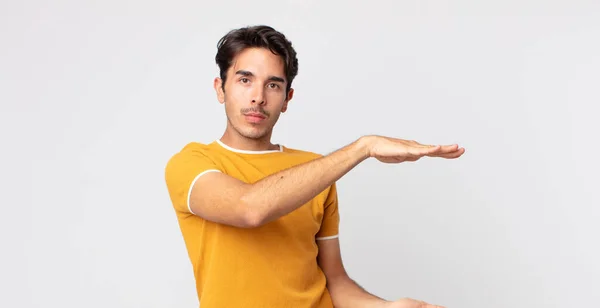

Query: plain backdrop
[1,1,599,307]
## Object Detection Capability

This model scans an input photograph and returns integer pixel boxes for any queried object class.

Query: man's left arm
[316,182,445,308]
[317,237,391,308]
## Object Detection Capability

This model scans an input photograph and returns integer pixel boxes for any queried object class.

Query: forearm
[328,275,390,308]
[241,137,370,226]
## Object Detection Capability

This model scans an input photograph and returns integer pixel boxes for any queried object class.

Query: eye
[240,77,250,83]
[267,83,280,89]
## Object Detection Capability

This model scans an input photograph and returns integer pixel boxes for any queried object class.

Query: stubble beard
[227,114,272,140]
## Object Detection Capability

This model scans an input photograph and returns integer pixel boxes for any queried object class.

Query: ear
[214,77,225,104]
[281,88,294,113]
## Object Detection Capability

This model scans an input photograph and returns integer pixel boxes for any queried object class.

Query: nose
[251,85,265,105]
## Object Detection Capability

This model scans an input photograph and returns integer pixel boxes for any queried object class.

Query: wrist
[355,135,374,160]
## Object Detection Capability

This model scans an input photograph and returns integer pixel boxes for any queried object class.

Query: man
[164,25,464,308]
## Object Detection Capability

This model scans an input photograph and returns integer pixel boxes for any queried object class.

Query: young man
[164,25,464,308]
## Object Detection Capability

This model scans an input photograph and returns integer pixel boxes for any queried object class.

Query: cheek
[266,90,286,103]
[224,85,238,100]
[223,88,246,108]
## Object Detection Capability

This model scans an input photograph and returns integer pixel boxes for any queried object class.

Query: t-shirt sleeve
[164,146,222,215]
[316,182,340,240]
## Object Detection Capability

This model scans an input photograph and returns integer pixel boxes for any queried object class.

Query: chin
[236,126,270,140]
[242,130,269,140]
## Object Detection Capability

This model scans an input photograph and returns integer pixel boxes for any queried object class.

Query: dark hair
[215,25,299,97]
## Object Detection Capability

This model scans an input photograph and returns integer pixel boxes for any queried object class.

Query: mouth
[244,113,266,119]
[244,113,267,123]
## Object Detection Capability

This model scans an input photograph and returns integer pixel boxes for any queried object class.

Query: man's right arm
[188,137,370,228]
[187,135,463,228]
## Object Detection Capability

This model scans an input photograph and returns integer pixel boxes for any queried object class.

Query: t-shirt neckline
[215,139,284,154]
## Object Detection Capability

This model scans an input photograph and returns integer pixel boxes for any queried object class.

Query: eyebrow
[235,70,286,83]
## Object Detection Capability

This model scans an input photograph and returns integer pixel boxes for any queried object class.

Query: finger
[430,147,465,158]
[396,138,438,149]
[437,144,460,152]
[448,147,465,157]
[405,139,431,148]
[410,144,441,152]
[419,145,444,156]
[409,144,460,158]
[425,145,461,156]
[408,139,456,151]
[407,146,435,158]
[411,141,442,149]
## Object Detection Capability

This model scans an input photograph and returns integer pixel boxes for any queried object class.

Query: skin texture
[191,46,463,307]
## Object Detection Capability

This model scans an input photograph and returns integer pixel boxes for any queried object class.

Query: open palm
[367,135,465,163]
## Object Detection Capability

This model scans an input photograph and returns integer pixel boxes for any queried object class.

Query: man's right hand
[360,135,465,163]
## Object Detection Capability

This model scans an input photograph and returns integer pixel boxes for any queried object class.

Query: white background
[1,1,599,307]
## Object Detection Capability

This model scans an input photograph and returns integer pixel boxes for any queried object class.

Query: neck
[220,128,279,152]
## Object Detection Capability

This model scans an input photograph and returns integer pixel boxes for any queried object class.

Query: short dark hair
[215,25,299,97]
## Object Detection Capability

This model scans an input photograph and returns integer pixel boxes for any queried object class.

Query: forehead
[230,47,285,77]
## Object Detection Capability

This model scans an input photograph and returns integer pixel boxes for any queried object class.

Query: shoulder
[179,141,213,153]
[282,145,325,162]
[282,144,324,158]
[165,141,220,167]
[172,141,220,157]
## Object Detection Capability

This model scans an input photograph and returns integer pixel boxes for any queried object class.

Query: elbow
[242,210,265,228]
[238,192,266,228]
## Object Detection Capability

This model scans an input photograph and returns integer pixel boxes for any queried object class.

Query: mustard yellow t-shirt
[164,140,340,308]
